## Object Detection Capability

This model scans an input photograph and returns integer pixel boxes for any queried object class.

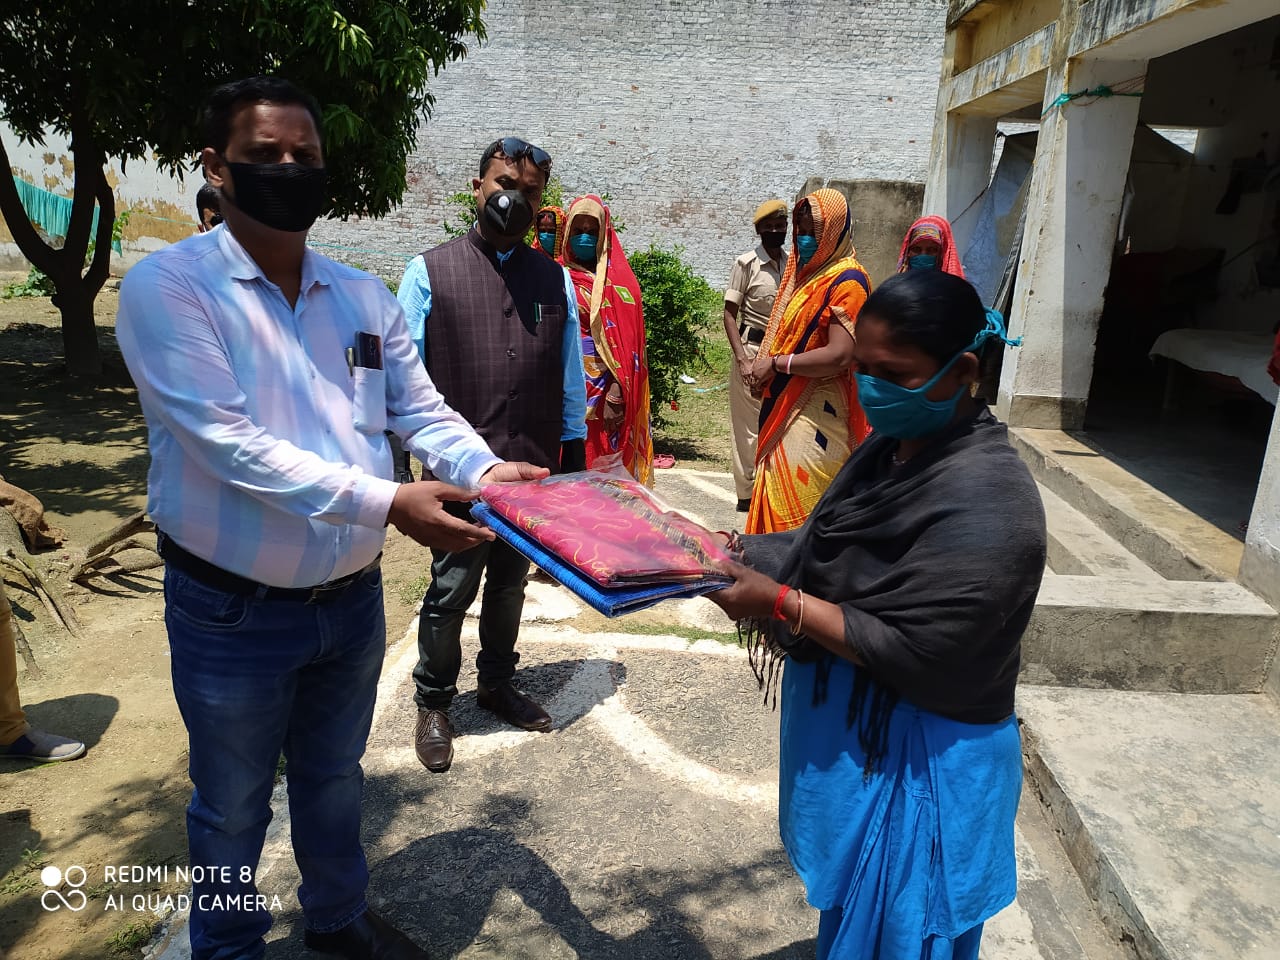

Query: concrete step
[1011,428,1242,583]
[1016,685,1280,960]
[986,782,1134,960]
[1024,572,1278,693]
[1039,484,1161,582]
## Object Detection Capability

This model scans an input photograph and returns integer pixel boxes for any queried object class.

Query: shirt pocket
[351,366,388,435]
[536,302,566,331]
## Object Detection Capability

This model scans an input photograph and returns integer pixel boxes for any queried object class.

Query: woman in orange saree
[746,189,872,533]
[532,205,567,259]
[561,195,654,486]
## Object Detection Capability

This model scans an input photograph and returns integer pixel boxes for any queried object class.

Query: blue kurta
[779,658,1022,959]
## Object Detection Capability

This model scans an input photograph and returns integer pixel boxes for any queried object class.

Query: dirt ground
[0,285,735,959]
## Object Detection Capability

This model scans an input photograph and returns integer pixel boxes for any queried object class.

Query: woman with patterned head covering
[532,205,567,259]
[561,195,654,486]
[896,215,964,277]
[746,188,872,533]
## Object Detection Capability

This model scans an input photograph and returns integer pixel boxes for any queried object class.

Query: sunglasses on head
[495,136,552,174]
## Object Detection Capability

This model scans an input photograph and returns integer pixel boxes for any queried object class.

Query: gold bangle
[790,589,805,636]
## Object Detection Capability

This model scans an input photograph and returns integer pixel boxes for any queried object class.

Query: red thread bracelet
[772,584,792,621]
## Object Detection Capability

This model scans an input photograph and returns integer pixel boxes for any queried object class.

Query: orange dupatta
[747,188,872,533]
[531,205,567,260]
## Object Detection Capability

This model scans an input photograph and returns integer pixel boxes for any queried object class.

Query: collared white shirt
[117,226,500,588]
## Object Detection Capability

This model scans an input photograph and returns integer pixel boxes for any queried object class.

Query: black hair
[478,139,551,185]
[858,270,986,364]
[195,183,220,218]
[202,76,323,155]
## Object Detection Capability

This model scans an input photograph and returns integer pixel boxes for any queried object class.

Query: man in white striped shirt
[116,77,543,960]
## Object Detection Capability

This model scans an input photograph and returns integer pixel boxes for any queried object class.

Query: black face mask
[224,161,327,233]
[760,230,786,250]
[481,188,534,242]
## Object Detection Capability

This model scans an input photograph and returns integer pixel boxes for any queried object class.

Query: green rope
[1041,84,1143,118]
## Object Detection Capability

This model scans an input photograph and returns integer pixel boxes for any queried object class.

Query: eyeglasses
[495,137,552,174]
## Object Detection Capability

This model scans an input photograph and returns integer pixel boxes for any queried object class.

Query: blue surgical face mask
[570,232,598,264]
[538,231,557,255]
[855,308,1020,440]
[855,365,967,440]
[907,254,938,271]
[796,234,819,265]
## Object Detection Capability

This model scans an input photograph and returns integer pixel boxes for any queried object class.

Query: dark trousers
[413,503,530,710]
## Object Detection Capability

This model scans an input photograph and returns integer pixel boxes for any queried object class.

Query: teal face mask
[537,231,557,255]
[855,308,1021,440]
[796,234,819,265]
[855,364,967,440]
[907,254,938,271]
[570,233,597,264]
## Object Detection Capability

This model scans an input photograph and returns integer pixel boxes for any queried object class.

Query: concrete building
[924,5,1280,956]
[924,0,1280,637]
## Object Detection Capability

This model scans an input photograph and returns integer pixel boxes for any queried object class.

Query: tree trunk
[52,283,101,377]
[0,130,114,379]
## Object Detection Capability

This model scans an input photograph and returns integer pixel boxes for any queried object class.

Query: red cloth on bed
[1270,328,1280,387]
[479,474,731,586]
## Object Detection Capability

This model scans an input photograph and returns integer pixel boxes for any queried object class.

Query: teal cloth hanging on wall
[10,176,121,253]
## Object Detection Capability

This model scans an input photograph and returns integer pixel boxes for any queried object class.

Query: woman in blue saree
[709,269,1047,959]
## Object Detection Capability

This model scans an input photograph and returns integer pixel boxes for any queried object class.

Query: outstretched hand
[386,481,494,553]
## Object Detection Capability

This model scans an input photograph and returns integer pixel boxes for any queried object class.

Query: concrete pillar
[922,111,999,258]
[996,57,1147,430]
[1240,402,1280,698]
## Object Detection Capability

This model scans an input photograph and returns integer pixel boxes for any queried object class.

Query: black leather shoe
[414,709,454,773]
[304,908,430,958]
[736,498,751,512]
[477,681,552,732]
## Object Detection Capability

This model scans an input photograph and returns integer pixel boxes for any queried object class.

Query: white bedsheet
[1149,328,1278,406]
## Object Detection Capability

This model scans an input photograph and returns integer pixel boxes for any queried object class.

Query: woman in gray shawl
[709,269,1046,960]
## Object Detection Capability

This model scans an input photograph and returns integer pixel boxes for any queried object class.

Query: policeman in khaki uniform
[723,199,788,511]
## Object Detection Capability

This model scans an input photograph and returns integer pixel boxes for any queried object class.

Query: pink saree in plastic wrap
[473,469,731,615]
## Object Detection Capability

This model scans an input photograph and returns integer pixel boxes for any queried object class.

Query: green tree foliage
[0,0,486,376]
[629,245,716,429]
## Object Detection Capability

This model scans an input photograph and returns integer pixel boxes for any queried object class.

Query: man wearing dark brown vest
[397,138,587,773]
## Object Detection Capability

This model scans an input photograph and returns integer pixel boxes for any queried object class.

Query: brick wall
[309,0,947,288]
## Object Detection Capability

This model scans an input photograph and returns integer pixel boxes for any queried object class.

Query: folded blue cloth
[471,502,728,617]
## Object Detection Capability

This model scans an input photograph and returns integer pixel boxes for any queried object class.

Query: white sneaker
[0,728,87,761]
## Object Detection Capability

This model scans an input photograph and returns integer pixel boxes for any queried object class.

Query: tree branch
[61,121,101,282]
[0,135,60,276]
[84,169,115,293]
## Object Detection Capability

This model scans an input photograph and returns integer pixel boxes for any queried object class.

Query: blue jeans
[164,564,386,960]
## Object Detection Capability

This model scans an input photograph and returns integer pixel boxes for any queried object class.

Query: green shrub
[2,266,56,299]
[629,245,716,428]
